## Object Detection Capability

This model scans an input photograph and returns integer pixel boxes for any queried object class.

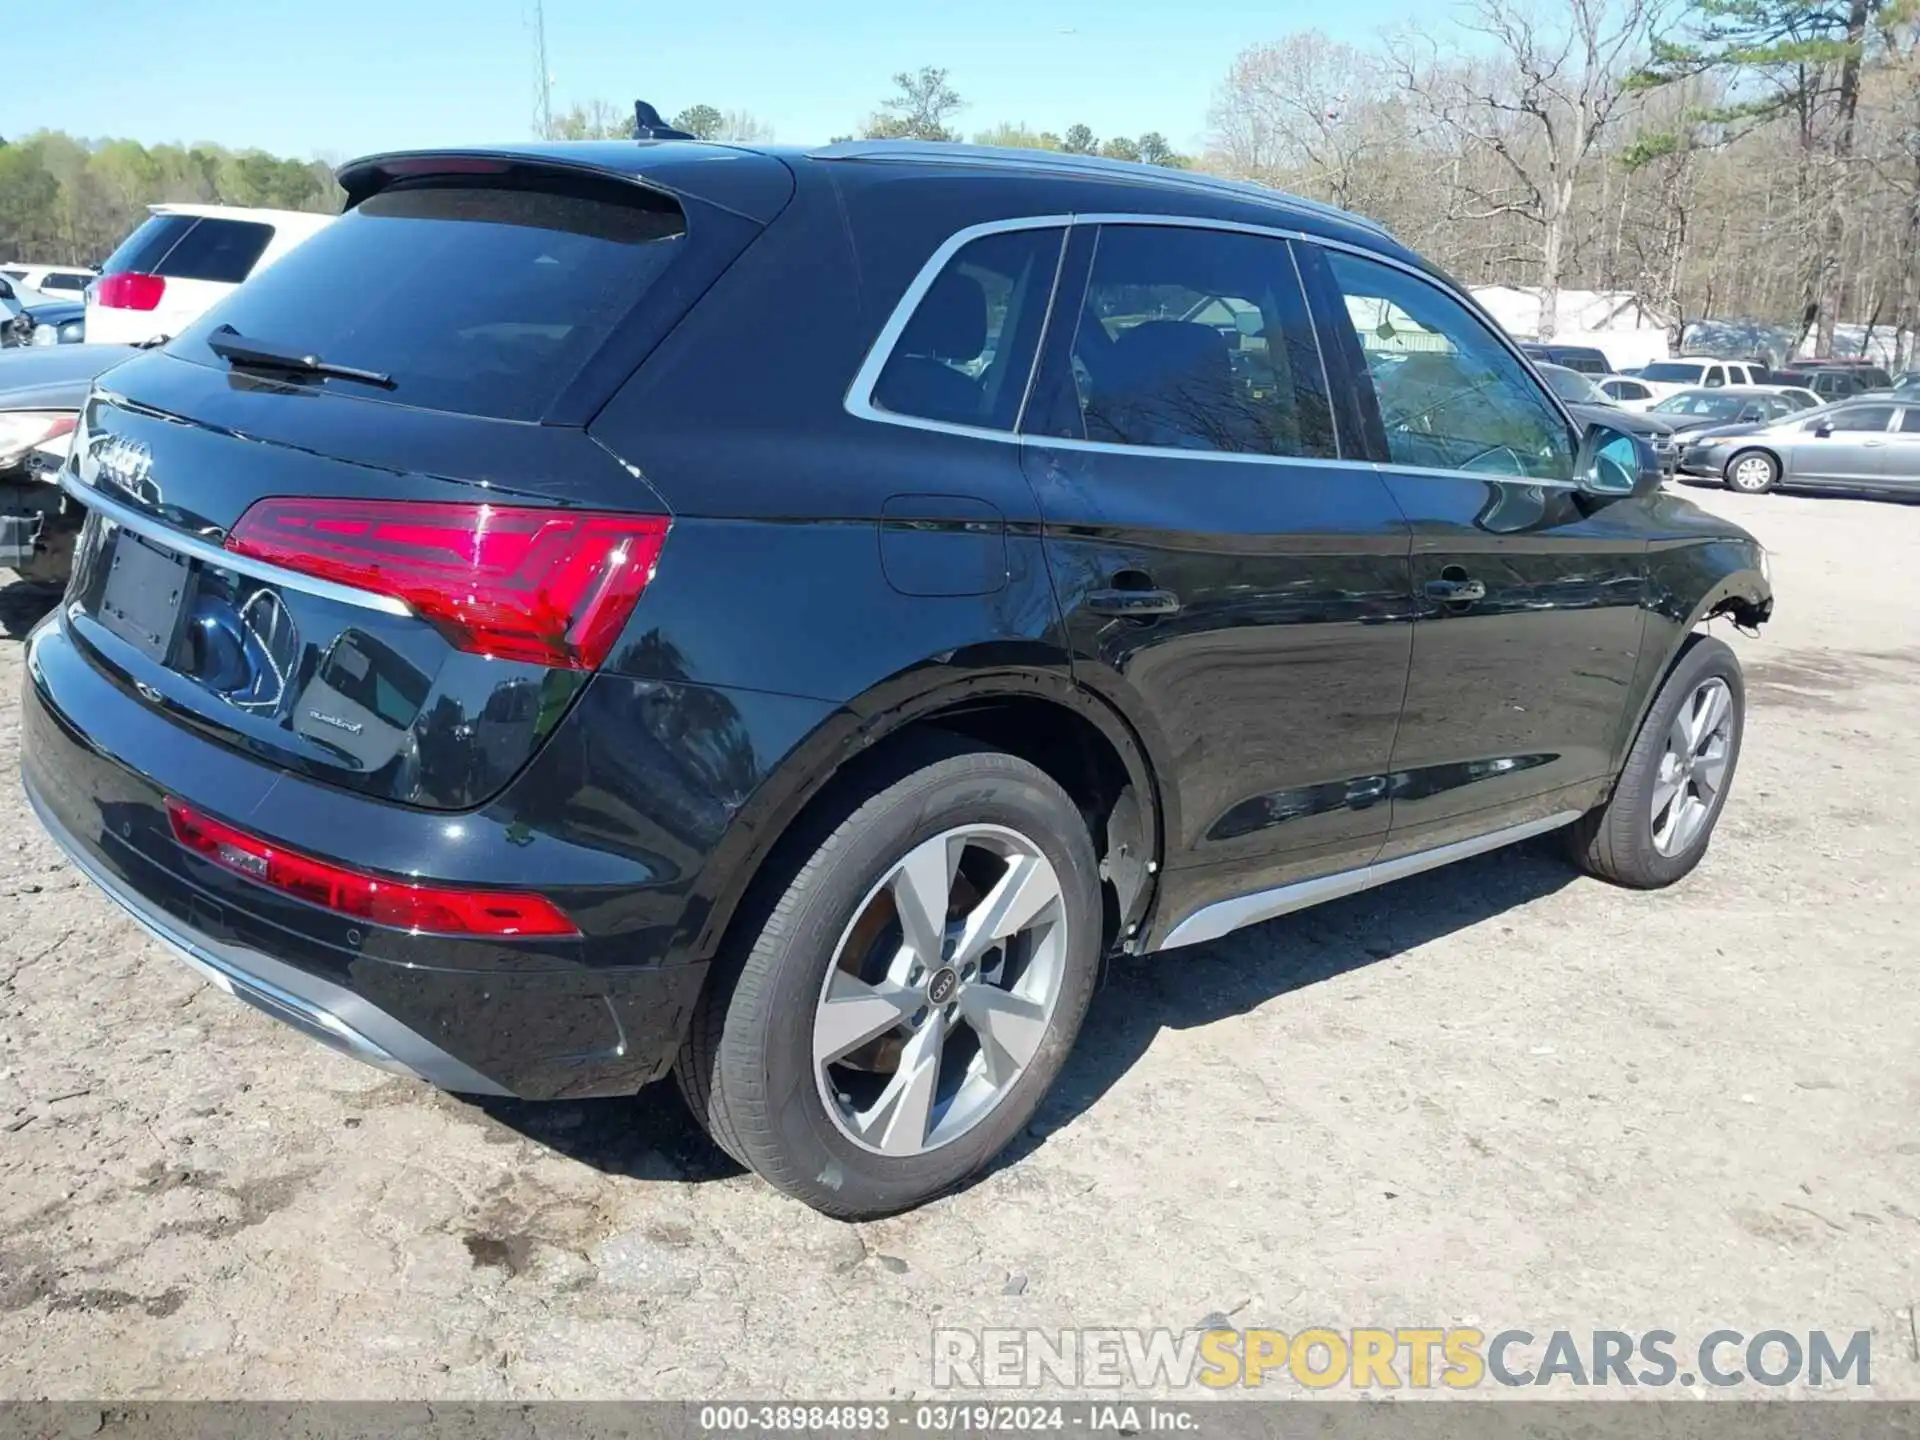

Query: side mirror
[1576,420,1656,498]
[1813,423,1833,438]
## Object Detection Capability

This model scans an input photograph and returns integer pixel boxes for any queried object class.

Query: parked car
[1650,385,1818,438]
[0,345,138,586]
[1677,396,1920,495]
[1520,342,1614,375]
[86,204,334,346]
[0,276,35,347]
[0,264,96,299]
[20,136,1773,1217]
[25,298,85,346]
[1596,373,1657,409]
[1534,362,1680,472]
[1774,365,1877,401]
[1634,357,1772,402]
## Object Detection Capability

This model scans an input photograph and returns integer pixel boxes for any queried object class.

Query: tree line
[1207,0,1920,365]
[0,132,339,269]
[5,0,1914,365]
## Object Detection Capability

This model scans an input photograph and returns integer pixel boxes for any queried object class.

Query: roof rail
[810,140,1392,237]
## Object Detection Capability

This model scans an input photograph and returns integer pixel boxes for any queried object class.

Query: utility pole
[531,0,553,139]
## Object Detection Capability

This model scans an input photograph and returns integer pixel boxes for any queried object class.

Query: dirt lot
[1,483,1917,1401]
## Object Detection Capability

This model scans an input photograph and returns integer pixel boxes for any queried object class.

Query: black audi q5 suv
[21,135,1772,1217]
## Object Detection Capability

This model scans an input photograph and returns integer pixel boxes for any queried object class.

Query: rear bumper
[26,780,510,1095]
[19,618,723,1100]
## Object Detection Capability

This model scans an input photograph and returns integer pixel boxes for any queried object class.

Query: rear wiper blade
[206,324,395,389]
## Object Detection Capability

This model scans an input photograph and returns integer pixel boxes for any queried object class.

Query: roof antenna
[633,101,695,141]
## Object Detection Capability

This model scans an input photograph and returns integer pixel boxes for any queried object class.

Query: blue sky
[5,0,1414,161]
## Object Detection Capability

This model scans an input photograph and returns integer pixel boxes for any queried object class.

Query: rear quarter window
[170,179,690,422]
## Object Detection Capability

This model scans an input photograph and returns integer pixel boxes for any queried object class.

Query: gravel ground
[1,483,1916,1402]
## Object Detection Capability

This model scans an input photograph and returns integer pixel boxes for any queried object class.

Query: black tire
[1566,634,1744,888]
[1723,449,1780,494]
[674,733,1102,1218]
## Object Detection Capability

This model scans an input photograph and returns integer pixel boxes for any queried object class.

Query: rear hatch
[58,148,790,811]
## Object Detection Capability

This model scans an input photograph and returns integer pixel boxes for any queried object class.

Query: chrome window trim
[843,214,1076,442]
[61,470,416,618]
[843,210,1582,483]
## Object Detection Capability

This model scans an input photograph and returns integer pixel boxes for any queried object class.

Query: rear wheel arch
[682,669,1169,971]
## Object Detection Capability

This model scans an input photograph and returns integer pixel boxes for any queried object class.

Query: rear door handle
[1087,587,1182,617]
[1424,577,1487,603]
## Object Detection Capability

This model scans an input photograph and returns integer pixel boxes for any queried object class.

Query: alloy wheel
[1651,677,1735,856]
[811,825,1068,1157]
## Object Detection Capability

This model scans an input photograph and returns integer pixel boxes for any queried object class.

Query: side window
[1828,406,1893,433]
[1051,224,1334,458]
[1901,410,1920,434]
[1320,248,1574,481]
[1703,366,1725,388]
[870,227,1064,432]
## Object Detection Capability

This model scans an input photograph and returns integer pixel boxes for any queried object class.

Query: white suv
[1634,357,1771,402]
[85,204,334,346]
[0,264,97,300]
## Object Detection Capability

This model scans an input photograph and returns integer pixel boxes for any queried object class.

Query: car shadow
[474,837,1578,1197]
[0,580,61,639]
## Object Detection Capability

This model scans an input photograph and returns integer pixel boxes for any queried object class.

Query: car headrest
[898,269,989,364]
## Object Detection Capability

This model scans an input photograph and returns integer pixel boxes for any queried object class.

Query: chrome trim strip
[26,782,509,1096]
[60,472,416,618]
[1155,810,1582,951]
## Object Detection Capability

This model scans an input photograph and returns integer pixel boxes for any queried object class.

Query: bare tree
[1393,0,1672,336]
[862,67,965,142]
[1209,33,1390,210]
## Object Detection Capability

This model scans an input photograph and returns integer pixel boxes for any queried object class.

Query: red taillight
[225,499,669,671]
[95,273,167,311]
[166,800,579,938]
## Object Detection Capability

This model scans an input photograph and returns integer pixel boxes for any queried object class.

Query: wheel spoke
[1665,711,1693,766]
[960,984,1049,1086]
[1671,794,1707,852]
[953,854,1060,966]
[1690,683,1730,751]
[889,833,961,967]
[1694,746,1729,801]
[855,1013,945,1155]
[814,969,919,1066]
[1649,773,1683,825]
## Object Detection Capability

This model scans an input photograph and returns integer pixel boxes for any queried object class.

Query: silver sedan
[1677,397,1920,496]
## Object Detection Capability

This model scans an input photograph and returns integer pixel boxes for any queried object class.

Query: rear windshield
[1641,362,1705,383]
[101,214,276,283]
[172,179,688,422]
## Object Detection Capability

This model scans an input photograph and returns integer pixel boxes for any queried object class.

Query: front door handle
[1087,587,1182,617]
[1424,577,1487,603]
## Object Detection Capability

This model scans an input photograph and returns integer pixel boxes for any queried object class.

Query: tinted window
[100,213,273,282]
[0,269,23,282]
[1901,410,1920,434]
[1323,250,1573,481]
[41,273,87,292]
[1044,225,1333,458]
[1538,364,1605,404]
[1654,390,1743,418]
[151,218,276,282]
[1642,362,1706,383]
[1558,349,1608,375]
[1827,406,1893,433]
[871,227,1062,432]
[174,181,687,422]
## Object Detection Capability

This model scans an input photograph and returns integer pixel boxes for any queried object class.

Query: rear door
[1018,220,1415,919]
[1302,243,1648,856]
[1887,407,1920,492]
